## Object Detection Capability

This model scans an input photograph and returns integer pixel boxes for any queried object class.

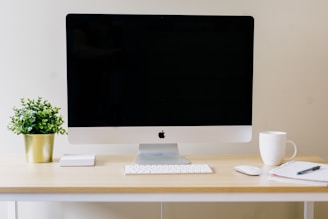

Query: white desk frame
[4,191,326,219]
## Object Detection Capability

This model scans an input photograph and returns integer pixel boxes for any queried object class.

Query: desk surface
[1,154,327,194]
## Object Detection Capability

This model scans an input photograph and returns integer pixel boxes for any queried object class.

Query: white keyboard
[124,164,213,175]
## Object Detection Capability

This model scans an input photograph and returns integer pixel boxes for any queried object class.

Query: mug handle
[283,140,297,161]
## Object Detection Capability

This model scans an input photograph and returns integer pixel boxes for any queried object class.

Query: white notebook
[269,161,328,186]
[60,154,96,167]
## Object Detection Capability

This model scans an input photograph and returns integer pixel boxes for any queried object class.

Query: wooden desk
[2,154,328,219]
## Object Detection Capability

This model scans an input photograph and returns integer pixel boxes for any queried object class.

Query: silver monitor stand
[135,143,190,165]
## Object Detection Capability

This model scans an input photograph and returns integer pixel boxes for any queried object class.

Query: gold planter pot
[24,134,54,163]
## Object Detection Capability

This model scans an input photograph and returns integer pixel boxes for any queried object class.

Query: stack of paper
[269,161,328,186]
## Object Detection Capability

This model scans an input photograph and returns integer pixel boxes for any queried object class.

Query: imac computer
[66,14,254,164]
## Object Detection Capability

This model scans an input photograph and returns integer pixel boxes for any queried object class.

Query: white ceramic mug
[259,131,297,166]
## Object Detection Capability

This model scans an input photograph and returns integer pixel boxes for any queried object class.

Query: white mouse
[234,165,261,176]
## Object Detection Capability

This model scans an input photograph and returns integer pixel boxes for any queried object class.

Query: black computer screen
[66,14,254,128]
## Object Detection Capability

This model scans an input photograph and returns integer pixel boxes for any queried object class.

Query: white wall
[1,0,328,218]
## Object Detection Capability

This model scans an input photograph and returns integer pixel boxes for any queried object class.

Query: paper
[269,161,328,185]
[268,175,328,186]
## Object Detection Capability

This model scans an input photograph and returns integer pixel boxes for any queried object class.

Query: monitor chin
[68,126,252,145]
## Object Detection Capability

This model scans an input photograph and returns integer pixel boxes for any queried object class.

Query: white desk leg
[304,201,314,219]
[7,201,18,219]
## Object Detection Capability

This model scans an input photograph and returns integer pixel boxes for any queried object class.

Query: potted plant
[8,97,66,163]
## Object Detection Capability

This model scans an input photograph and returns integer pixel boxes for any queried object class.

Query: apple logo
[158,130,165,139]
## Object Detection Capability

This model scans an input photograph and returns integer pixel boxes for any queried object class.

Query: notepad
[60,154,96,167]
[269,161,328,186]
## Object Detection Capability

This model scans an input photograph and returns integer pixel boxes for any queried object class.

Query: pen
[297,165,321,175]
